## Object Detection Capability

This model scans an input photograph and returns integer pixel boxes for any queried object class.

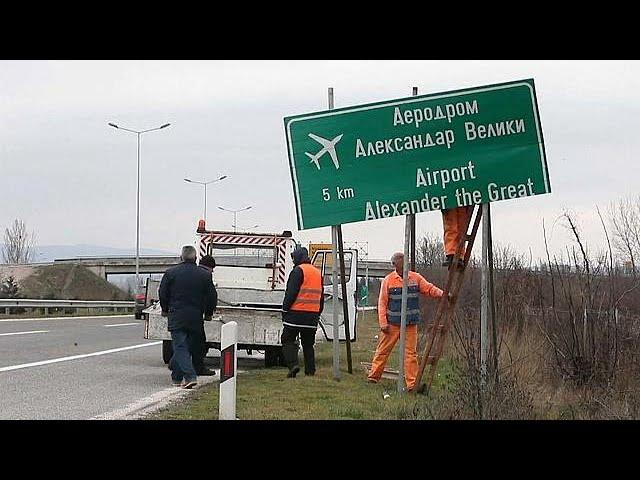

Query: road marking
[0,315,135,323]
[91,374,221,420]
[104,323,139,327]
[0,330,49,337]
[0,341,162,373]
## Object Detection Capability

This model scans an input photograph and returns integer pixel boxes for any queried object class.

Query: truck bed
[144,303,284,347]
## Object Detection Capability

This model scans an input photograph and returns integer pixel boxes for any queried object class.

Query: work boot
[442,255,453,267]
[287,366,300,378]
[181,379,197,389]
[196,367,217,376]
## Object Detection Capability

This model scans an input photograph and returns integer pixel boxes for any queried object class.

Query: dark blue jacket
[159,261,217,332]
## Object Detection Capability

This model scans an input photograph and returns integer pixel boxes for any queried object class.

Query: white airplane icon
[305,133,343,170]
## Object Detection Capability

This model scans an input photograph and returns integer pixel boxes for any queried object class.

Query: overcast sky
[1,60,637,263]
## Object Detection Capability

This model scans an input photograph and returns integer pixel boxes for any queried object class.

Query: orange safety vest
[290,263,323,313]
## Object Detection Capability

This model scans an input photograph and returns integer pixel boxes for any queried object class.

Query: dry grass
[148,310,455,420]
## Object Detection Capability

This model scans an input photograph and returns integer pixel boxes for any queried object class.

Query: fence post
[219,321,238,420]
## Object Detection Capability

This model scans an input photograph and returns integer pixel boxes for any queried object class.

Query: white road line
[91,374,221,420]
[104,323,139,327]
[0,341,162,373]
[0,330,49,337]
[0,315,134,323]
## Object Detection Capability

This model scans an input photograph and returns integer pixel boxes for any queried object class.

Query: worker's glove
[161,311,168,317]
[204,315,212,322]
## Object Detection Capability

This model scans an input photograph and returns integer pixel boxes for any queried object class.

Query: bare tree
[417,232,444,268]
[609,195,640,277]
[2,219,36,264]
[0,275,20,298]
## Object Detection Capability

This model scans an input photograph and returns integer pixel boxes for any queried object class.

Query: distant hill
[30,244,175,263]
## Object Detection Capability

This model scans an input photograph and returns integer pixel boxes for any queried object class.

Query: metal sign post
[480,202,496,388]
[410,86,418,272]
[337,225,353,373]
[397,214,412,393]
[331,223,341,380]
[329,87,341,381]
[400,87,418,393]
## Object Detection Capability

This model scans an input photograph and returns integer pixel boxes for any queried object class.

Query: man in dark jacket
[192,255,217,376]
[281,246,324,378]
[159,245,216,389]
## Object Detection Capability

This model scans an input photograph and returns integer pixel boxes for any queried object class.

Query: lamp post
[184,175,227,224]
[108,121,171,298]
[217,205,252,233]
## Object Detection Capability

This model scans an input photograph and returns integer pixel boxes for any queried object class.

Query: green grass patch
[149,310,457,420]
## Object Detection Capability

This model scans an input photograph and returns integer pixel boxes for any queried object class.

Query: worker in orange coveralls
[367,252,444,392]
[441,206,473,268]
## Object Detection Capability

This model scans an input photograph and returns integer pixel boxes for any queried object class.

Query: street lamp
[218,205,252,233]
[108,121,171,298]
[184,175,228,224]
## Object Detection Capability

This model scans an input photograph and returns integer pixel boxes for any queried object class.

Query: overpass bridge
[53,255,393,279]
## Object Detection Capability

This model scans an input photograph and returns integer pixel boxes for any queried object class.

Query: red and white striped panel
[198,236,209,258]
[197,233,290,287]
[207,234,287,247]
[277,243,287,285]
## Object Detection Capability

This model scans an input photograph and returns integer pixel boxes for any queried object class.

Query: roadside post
[398,86,419,393]
[397,215,411,393]
[337,225,353,373]
[409,86,418,272]
[480,203,498,389]
[328,87,341,381]
[219,321,238,420]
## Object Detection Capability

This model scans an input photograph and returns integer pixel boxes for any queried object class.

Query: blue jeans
[169,329,197,382]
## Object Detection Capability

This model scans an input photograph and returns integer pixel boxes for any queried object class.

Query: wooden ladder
[414,204,483,394]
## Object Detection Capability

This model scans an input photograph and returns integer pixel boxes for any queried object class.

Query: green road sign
[361,284,368,306]
[284,79,550,230]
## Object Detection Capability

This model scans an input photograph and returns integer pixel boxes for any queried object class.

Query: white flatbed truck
[143,222,358,367]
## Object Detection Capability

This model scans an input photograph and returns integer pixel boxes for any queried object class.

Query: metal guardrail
[0,299,135,308]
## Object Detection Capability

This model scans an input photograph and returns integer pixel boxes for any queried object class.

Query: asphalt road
[0,315,265,419]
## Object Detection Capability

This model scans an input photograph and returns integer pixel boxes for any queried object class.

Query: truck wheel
[162,340,173,364]
[276,347,286,366]
[264,347,278,368]
[265,347,285,368]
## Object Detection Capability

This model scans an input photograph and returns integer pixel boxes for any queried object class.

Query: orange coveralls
[368,271,443,390]
[442,206,473,256]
